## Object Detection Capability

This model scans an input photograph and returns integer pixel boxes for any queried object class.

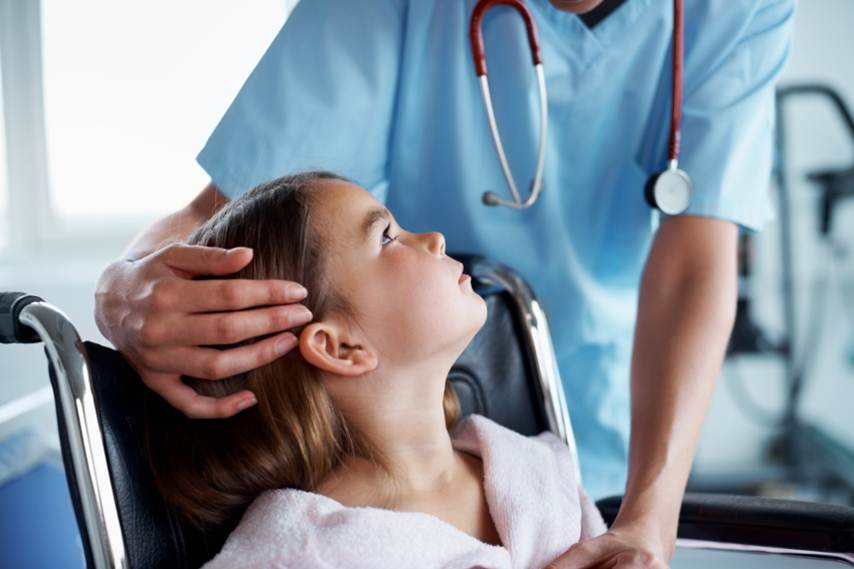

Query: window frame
[0,0,208,263]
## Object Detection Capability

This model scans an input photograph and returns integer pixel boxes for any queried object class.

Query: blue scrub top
[198,0,795,500]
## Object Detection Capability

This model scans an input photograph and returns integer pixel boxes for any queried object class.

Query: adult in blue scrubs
[95,0,795,565]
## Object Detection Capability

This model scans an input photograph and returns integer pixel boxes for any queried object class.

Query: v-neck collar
[579,0,629,29]
[525,0,654,69]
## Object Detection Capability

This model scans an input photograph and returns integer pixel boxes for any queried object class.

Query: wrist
[612,496,680,558]
[95,258,133,297]
[94,258,135,339]
[610,516,676,560]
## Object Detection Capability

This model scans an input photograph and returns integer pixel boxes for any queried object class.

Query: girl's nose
[425,231,446,257]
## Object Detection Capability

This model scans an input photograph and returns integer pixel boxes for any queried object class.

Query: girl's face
[308,179,487,370]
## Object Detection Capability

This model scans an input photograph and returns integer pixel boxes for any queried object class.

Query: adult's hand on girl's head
[94,243,312,419]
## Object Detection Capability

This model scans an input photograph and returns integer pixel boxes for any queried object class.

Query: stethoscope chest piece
[644,165,692,215]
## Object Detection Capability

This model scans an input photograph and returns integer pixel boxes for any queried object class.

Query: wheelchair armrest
[595,493,854,554]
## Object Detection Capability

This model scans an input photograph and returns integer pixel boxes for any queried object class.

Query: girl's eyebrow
[361,207,392,240]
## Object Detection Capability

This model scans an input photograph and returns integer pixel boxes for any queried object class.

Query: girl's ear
[299,322,378,376]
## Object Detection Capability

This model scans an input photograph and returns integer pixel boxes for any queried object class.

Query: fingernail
[295,306,312,322]
[236,396,257,412]
[227,247,251,256]
[290,284,308,298]
[275,335,297,355]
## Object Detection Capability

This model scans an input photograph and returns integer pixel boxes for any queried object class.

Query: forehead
[311,179,384,242]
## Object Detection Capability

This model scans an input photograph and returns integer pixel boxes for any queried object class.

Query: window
[40,0,293,219]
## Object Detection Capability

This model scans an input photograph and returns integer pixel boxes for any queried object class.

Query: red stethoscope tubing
[469,0,685,163]
[669,0,684,163]
[470,0,542,76]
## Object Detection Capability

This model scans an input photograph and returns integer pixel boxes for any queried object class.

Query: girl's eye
[381,223,398,247]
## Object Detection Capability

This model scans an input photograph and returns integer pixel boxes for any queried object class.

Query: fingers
[142,370,258,420]
[548,539,663,569]
[145,330,300,380]
[159,244,254,276]
[548,538,613,569]
[142,304,312,346]
[611,550,662,569]
[126,243,313,418]
[149,278,309,313]
[135,326,301,419]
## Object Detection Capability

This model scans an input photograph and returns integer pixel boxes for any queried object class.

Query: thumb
[160,244,254,276]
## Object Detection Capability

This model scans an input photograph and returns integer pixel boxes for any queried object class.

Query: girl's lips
[458,273,471,284]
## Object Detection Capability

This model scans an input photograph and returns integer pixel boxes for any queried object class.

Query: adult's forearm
[615,219,738,556]
[121,206,203,261]
[122,182,228,261]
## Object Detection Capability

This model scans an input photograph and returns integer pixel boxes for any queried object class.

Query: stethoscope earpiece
[482,191,502,206]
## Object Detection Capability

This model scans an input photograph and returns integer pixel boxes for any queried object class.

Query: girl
[145,172,606,568]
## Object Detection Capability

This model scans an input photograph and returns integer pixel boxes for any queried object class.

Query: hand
[95,244,313,418]
[545,521,671,569]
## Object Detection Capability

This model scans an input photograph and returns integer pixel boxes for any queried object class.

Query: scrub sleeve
[666,0,796,231]
[197,0,405,203]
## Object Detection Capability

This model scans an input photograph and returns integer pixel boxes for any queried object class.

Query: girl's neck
[314,408,502,549]
[345,405,458,495]
[318,382,462,506]
[319,358,465,502]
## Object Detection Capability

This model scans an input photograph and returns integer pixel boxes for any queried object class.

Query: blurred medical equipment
[469,0,692,214]
[3,257,854,568]
[714,84,854,504]
[774,83,854,501]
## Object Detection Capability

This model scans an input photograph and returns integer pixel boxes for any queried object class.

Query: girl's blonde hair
[144,172,460,528]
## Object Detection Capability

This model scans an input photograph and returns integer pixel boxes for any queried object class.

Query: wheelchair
[2,255,853,568]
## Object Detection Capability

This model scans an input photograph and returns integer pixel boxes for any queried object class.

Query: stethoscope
[470,0,692,215]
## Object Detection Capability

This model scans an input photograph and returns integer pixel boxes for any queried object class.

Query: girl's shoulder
[201,488,340,568]
[202,484,511,569]
[205,487,409,567]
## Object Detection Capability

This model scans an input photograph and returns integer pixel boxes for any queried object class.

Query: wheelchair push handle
[0,292,44,344]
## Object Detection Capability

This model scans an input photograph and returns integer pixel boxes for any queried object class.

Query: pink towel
[203,415,607,569]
